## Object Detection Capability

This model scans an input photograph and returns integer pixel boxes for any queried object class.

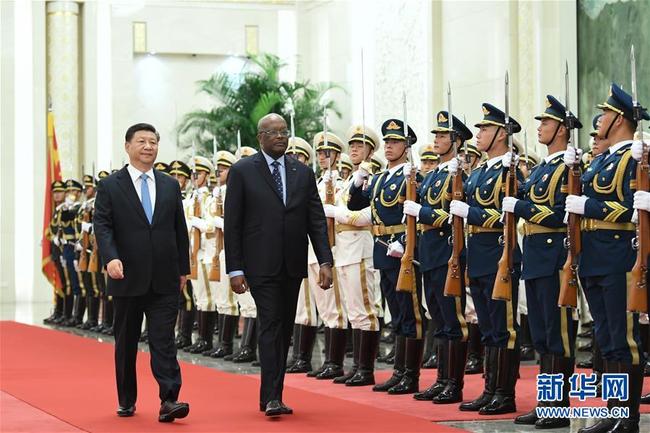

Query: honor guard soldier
[184,156,218,354]
[44,180,67,324]
[419,144,440,174]
[321,124,382,386]
[168,160,196,348]
[307,131,350,380]
[348,119,425,395]
[564,83,648,433]
[502,95,581,428]
[154,161,170,173]
[226,147,259,363]
[338,153,354,181]
[235,146,258,159]
[451,103,524,415]
[405,112,472,404]
[76,173,103,330]
[286,137,321,374]
[53,179,85,326]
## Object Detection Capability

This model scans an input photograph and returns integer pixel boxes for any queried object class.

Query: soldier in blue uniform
[502,95,580,428]
[44,180,67,325]
[564,83,648,433]
[451,103,524,415]
[348,118,425,395]
[404,111,472,404]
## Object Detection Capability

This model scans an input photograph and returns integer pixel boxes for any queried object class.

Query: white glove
[353,167,369,187]
[449,200,470,218]
[53,236,61,247]
[81,222,92,233]
[190,216,208,232]
[334,207,350,224]
[403,200,422,217]
[64,195,75,207]
[502,196,518,214]
[633,190,650,212]
[386,241,404,258]
[631,140,646,162]
[448,157,459,174]
[563,146,583,167]
[213,216,224,230]
[402,162,418,178]
[565,195,588,215]
[73,259,80,272]
[632,209,638,224]
[74,241,83,252]
[501,151,519,168]
[323,204,337,218]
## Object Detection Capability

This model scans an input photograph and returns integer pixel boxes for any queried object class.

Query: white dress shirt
[127,164,156,215]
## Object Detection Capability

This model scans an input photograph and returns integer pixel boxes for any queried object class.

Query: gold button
[603,208,607,212]
[614,234,620,240]
[439,231,444,236]
[531,208,536,212]
[547,239,552,244]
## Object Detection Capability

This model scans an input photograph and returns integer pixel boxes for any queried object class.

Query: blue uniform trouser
[423,265,467,341]
[380,268,424,339]
[62,244,82,295]
[469,272,520,348]
[581,273,644,365]
[525,274,576,357]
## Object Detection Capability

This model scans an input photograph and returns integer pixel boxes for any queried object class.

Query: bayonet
[448,82,457,159]
[504,71,513,152]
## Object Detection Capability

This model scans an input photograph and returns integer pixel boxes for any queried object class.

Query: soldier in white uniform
[322,125,382,386]
[183,156,218,355]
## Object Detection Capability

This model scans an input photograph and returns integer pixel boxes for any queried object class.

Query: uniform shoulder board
[550,157,562,165]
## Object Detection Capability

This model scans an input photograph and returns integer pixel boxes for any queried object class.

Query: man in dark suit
[224,113,333,417]
[94,123,191,422]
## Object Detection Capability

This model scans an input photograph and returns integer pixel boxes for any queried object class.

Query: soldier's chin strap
[438,134,456,157]
[546,121,563,146]
[485,127,501,153]
[601,112,620,140]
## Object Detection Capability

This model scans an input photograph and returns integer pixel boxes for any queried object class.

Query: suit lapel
[254,152,284,205]
[151,170,162,226]
[285,156,298,207]
[117,166,149,224]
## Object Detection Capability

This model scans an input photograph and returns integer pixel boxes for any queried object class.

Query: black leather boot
[308,327,330,377]
[606,362,642,433]
[465,323,484,375]
[534,355,573,429]
[593,341,604,397]
[388,337,424,395]
[44,296,64,324]
[577,361,617,433]
[334,328,360,383]
[423,337,443,369]
[185,312,207,353]
[232,317,258,363]
[317,328,347,379]
[175,307,195,349]
[287,325,318,373]
[373,335,406,392]
[80,294,99,330]
[460,346,497,411]
[434,339,468,404]
[479,347,519,415]
[208,314,237,357]
[286,324,301,369]
[519,314,535,361]
[100,297,114,335]
[421,319,436,369]
[346,330,379,386]
[63,294,81,326]
[414,339,448,400]
[377,340,396,364]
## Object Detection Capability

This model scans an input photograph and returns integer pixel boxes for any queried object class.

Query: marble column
[47,1,79,180]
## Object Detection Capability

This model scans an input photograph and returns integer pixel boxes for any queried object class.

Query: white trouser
[213,249,238,316]
[192,249,217,312]
[336,258,379,331]
[237,291,257,318]
[373,269,385,320]
[294,277,320,327]
[308,261,348,329]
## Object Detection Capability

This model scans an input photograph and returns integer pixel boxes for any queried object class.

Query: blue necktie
[271,161,284,203]
[140,173,153,223]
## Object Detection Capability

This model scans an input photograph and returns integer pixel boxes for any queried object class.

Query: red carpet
[0,321,464,433]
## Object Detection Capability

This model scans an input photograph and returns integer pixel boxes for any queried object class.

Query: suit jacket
[224,152,332,278]
[94,166,190,297]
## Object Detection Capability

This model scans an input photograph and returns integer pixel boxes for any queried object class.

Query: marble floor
[2,301,649,433]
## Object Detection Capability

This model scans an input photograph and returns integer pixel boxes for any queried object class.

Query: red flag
[42,111,63,292]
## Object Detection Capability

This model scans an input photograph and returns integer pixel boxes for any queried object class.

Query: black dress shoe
[116,405,135,417]
[286,359,312,373]
[606,418,639,433]
[513,408,538,425]
[158,400,189,423]
[520,345,535,361]
[641,392,650,404]
[535,416,570,429]
[265,400,293,417]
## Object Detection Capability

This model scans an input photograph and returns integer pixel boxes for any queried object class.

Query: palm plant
[178,53,342,155]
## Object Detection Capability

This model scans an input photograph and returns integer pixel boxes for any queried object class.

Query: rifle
[397,91,417,293]
[189,143,200,280]
[444,82,464,297]
[78,164,90,272]
[323,110,336,247]
[208,137,222,282]
[492,72,517,301]
[87,163,100,273]
[628,45,648,313]
[558,61,582,308]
